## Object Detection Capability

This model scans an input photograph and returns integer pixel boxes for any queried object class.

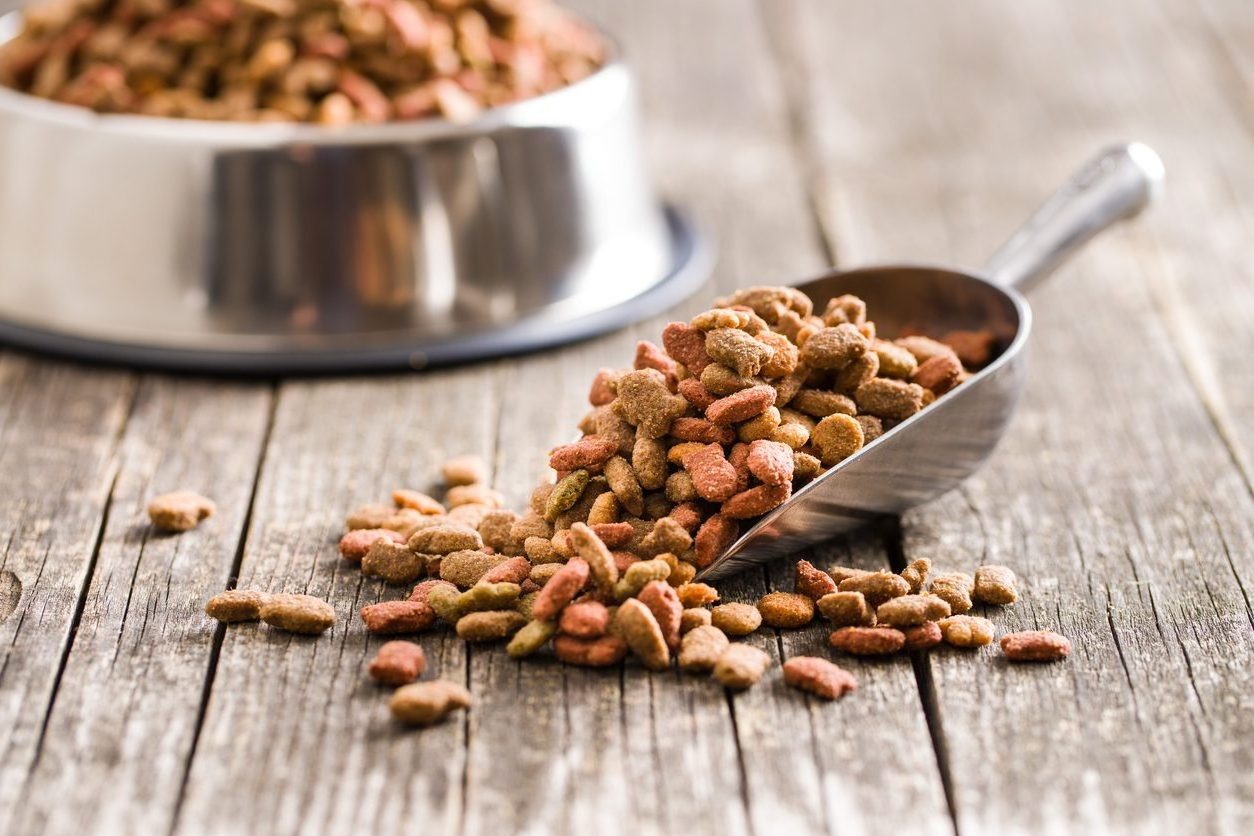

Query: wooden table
[2,1,1253,833]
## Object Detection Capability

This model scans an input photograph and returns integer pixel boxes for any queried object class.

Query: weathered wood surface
[0,0,1252,834]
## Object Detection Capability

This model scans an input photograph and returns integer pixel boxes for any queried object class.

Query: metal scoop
[697,143,1164,582]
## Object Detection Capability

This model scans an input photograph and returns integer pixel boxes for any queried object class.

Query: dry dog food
[875,594,951,628]
[456,610,527,642]
[259,593,335,635]
[938,615,996,648]
[816,591,876,627]
[710,603,762,637]
[205,589,269,623]
[712,643,771,690]
[340,529,406,562]
[829,626,906,656]
[756,592,815,629]
[782,657,857,700]
[390,680,472,726]
[2,0,605,123]
[361,600,436,635]
[613,599,670,671]
[369,641,426,685]
[973,565,1019,605]
[148,491,216,532]
[1000,630,1071,662]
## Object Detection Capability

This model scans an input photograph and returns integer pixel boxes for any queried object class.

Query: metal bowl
[0,12,708,372]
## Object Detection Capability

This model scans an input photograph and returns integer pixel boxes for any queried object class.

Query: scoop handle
[982,142,1164,292]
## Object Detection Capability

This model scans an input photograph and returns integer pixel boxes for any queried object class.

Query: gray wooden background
[1,1,1253,834]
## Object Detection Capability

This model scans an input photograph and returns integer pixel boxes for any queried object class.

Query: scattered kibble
[710,603,763,637]
[973,565,1019,605]
[148,491,216,532]
[939,615,996,648]
[369,641,426,686]
[1001,630,1071,662]
[713,644,771,690]
[390,680,472,727]
[205,589,268,623]
[782,657,858,700]
[258,593,335,635]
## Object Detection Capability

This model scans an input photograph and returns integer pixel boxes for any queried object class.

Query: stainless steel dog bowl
[0,13,708,372]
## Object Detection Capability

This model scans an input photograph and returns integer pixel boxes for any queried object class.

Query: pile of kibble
[185,285,1069,727]
[0,0,604,123]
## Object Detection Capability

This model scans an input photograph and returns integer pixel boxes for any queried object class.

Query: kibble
[361,600,436,635]
[939,615,996,648]
[829,626,905,656]
[614,599,670,671]
[875,594,951,628]
[259,593,335,635]
[712,644,772,690]
[362,540,426,585]
[816,591,876,627]
[148,491,216,532]
[930,572,975,614]
[369,641,426,685]
[838,571,910,608]
[711,603,762,637]
[205,589,269,623]
[1000,630,1070,662]
[390,680,472,727]
[973,565,1019,605]
[782,657,858,700]
[756,592,815,628]
[456,610,527,642]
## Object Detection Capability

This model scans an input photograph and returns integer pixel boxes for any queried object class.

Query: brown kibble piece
[408,523,483,555]
[390,680,471,726]
[362,540,426,585]
[148,491,216,532]
[695,514,739,568]
[721,482,791,519]
[614,598,670,670]
[443,455,487,487]
[677,582,719,608]
[438,550,506,588]
[799,324,867,371]
[571,523,619,595]
[875,594,951,628]
[791,389,857,418]
[938,615,996,648]
[757,592,815,629]
[941,329,996,368]
[838,571,910,608]
[683,443,739,503]
[205,589,269,623]
[368,641,426,686]
[854,378,925,421]
[973,565,1019,605]
[930,572,974,614]
[662,321,713,375]
[637,580,683,651]
[259,593,335,635]
[913,353,963,394]
[705,385,776,425]
[361,600,436,635]
[615,369,688,438]
[816,591,876,627]
[456,610,528,642]
[1000,630,1071,662]
[604,456,644,517]
[712,643,771,690]
[446,484,504,509]
[705,328,774,378]
[549,436,618,471]
[829,626,905,656]
[710,602,762,637]
[795,560,838,601]
[901,557,932,593]
[782,657,857,700]
[872,339,919,379]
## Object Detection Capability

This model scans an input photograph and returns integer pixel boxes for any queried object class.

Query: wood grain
[6,377,271,834]
[775,0,1254,831]
[0,356,135,823]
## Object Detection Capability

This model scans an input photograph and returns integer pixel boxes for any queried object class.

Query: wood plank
[0,356,135,822]
[777,0,1254,831]
[176,371,496,834]
[7,377,271,834]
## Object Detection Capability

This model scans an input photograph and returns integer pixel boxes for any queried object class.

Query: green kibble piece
[545,469,591,522]
[457,581,522,613]
[456,610,528,642]
[428,583,465,625]
[507,619,558,658]
[515,591,539,620]
[613,558,672,602]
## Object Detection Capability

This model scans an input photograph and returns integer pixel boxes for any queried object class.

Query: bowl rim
[0,9,626,146]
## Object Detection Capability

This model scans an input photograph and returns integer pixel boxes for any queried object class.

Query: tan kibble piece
[930,572,974,614]
[895,335,957,365]
[811,414,864,466]
[1000,630,1071,662]
[856,415,884,443]
[704,328,775,378]
[571,523,619,596]
[604,456,644,517]
[439,550,506,588]
[639,517,693,557]
[838,571,910,608]
[827,565,870,584]
[362,540,426,585]
[408,523,483,555]
[456,610,528,642]
[148,491,216,532]
[680,607,713,634]
[875,594,951,628]
[701,363,759,396]
[791,389,857,418]
[816,591,876,627]
[799,324,868,371]
[872,339,919,379]
[756,592,815,629]
[615,368,688,438]
[478,509,519,552]
[632,437,669,490]
[205,589,269,623]
[678,624,730,673]
[442,455,487,487]
[446,484,504,509]
[259,594,335,635]
[829,626,905,656]
[390,680,472,727]
[835,351,880,392]
[769,422,811,450]
[901,558,932,593]
[613,598,670,671]
[710,603,762,637]
[524,535,559,564]
[793,451,822,480]
[392,489,444,515]
[691,308,753,331]
[939,615,996,648]
[586,491,620,526]
[677,582,720,608]
[612,558,672,601]
[712,643,771,690]
[822,294,867,326]
[973,565,1019,605]
[795,559,838,601]
[854,378,925,421]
